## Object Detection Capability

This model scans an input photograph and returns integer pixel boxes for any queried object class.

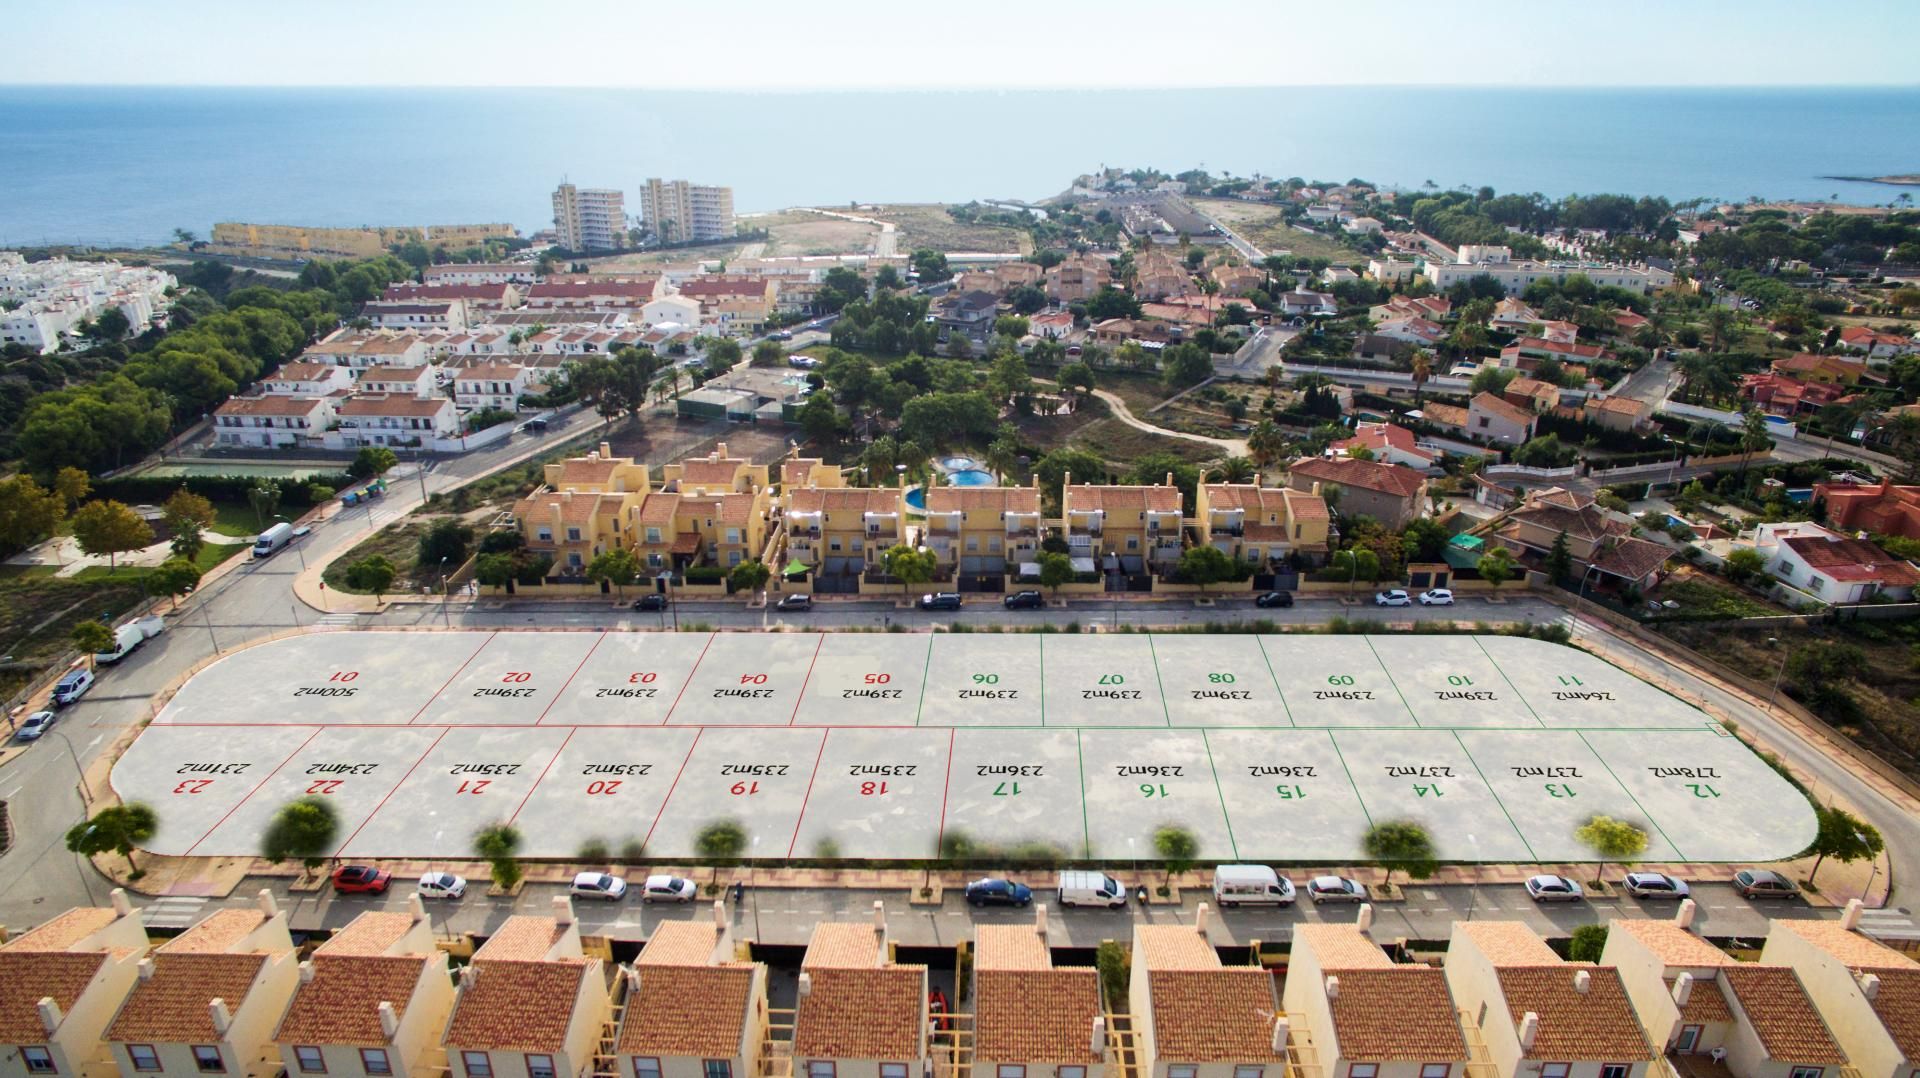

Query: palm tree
[1216,456,1257,483]
[1706,307,1734,353]
[1247,420,1287,468]
[1410,353,1432,401]
[1737,408,1771,477]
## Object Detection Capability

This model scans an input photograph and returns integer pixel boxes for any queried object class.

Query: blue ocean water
[1,85,1916,247]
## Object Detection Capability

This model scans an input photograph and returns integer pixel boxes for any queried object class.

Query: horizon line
[3,80,1920,93]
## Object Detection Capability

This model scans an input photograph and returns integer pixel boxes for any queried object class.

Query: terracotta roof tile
[1776,921,1919,970]
[1066,485,1182,513]
[1673,976,1734,1024]
[637,492,681,526]
[975,969,1102,1063]
[0,951,109,1042]
[925,487,1041,514]
[1148,968,1285,1062]
[1782,535,1920,585]
[1294,925,1393,969]
[1494,967,1652,1061]
[1472,391,1537,428]
[787,488,903,515]
[276,955,428,1046]
[217,395,329,417]
[1865,967,1920,1060]
[556,456,633,486]
[1324,967,1467,1062]
[108,953,270,1042]
[974,925,1051,972]
[316,914,418,958]
[1422,403,1469,427]
[160,909,266,954]
[443,960,594,1053]
[793,966,925,1060]
[336,394,451,418]
[1135,925,1221,971]
[678,459,749,486]
[802,924,882,969]
[1288,457,1427,498]
[635,922,719,967]
[1720,966,1843,1065]
[618,964,756,1057]
[4,909,120,952]
[1457,922,1559,965]
[473,917,566,963]
[782,459,827,485]
[1613,920,1733,969]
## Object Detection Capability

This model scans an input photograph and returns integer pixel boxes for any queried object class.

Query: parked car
[775,594,813,611]
[332,866,392,895]
[1254,591,1294,608]
[919,592,962,611]
[963,878,1033,907]
[1733,869,1800,899]
[1418,589,1455,606]
[1374,590,1412,607]
[1213,864,1296,908]
[416,872,467,900]
[1622,872,1690,900]
[14,711,55,742]
[788,355,820,369]
[631,594,668,611]
[1003,590,1044,610]
[51,670,94,707]
[640,874,697,903]
[570,872,628,902]
[770,330,794,342]
[1524,874,1584,902]
[1306,876,1367,904]
[519,417,550,433]
[1057,870,1128,909]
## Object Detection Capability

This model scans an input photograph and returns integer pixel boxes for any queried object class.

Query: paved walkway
[1090,389,1248,458]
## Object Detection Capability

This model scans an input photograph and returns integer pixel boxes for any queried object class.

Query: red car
[331,865,392,894]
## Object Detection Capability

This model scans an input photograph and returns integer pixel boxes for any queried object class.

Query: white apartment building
[552,183,628,252]
[1421,246,1673,295]
[640,178,735,243]
[0,251,175,353]
[213,396,339,449]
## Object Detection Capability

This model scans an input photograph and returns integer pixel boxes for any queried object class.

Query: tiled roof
[974,925,1051,971]
[635,922,718,967]
[516,491,606,527]
[1472,391,1537,428]
[160,909,266,954]
[1589,395,1647,415]
[802,923,882,969]
[1289,456,1427,498]
[788,487,902,515]
[619,964,756,1057]
[1294,925,1392,968]
[107,953,270,1042]
[1148,968,1285,1062]
[1324,967,1467,1062]
[1672,976,1734,1024]
[1509,499,1617,543]
[456,363,526,382]
[443,960,592,1052]
[276,955,427,1046]
[1720,966,1844,1065]
[1613,920,1733,969]
[0,951,108,1041]
[1776,921,1920,971]
[1866,967,1920,1060]
[1423,402,1469,427]
[1457,922,1560,965]
[1135,925,1222,970]
[678,459,749,486]
[473,917,566,962]
[1592,536,1674,582]
[1283,488,1332,522]
[1783,534,1920,585]
[266,362,338,382]
[782,458,827,484]
[5,909,119,951]
[336,394,450,418]
[975,969,1102,1064]
[556,455,634,487]
[925,486,1041,514]
[677,493,756,526]
[354,365,430,384]
[217,395,329,417]
[1494,967,1652,1062]
[315,913,417,957]
[792,966,925,1060]
[1066,484,1182,513]
[637,492,680,526]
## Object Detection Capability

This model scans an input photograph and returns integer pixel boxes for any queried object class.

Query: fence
[1484,463,1580,480]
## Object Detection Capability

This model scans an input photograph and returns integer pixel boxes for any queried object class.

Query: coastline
[1820,173,1920,186]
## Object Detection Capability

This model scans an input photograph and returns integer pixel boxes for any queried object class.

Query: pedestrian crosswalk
[1860,907,1920,941]
[140,896,208,931]
[316,613,361,628]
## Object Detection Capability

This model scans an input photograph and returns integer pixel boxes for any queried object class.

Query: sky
[7,0,1919,90]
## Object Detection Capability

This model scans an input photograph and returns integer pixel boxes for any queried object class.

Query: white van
[94,615,165,664]
[1057,870,1127,909]
[1212,864,1297,908]
[252,521,295,559]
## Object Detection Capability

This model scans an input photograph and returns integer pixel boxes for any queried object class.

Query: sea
[2,85,1917,248]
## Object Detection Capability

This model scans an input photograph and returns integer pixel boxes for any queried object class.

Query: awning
[670,532,702,554]
[1070,557,1097,574]
[783,559,811,576]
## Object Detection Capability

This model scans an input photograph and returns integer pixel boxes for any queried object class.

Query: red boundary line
[330,727,450,857]
[642,727,703,851]
[784,727,832,857]
[509,727,577,824]
[183,727,323,856]
[934,727,956,854]
[535,633,606,724]
[661,632,717,725]
[787,634,826,726]
[408,632,497,724]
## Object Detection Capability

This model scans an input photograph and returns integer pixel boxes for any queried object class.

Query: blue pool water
[948,470,995,486]
[905,486,927,511]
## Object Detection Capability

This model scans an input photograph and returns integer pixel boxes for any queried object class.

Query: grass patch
[1070,418,1222,465]
[209,500,273,538]
[66,537,245,584]
[1649,574,1783,620]
[863,203,1031,254]
[0,575,150,700]
[321,519,429,594]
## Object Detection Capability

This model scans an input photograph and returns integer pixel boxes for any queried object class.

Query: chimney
[299,960,317,984]
[1035,904,1049,937]
[797,971,813,999]
[1574,970,1592,994]
[110,889,133,917]
[209,999,232,1037]
[137,959,156,981]
[1165,471,1175,488]
[36,998,61,1036]
[1271,1016,1290,1053]
[1672,972,1693,1007]
[1356,903,1374,933]
[377,1001,399,1041]
[407,894,426,922]
[713,899,727,930]
[1841,899,1864,931]
[1091,1016,1107,1055]
[1311,481,1323,497]
[256,889,280,918]
[553,894,575,926]
[1861,972,1881,1000]
[600,441,611,458]
[1195,902,1211,937]
[1675,898,1697,930]
[1324,975,1340,1000]
[458,965,476,988]
[1518,1012,1540,1052]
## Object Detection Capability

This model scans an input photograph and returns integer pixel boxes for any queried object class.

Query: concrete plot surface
[643,726,826,859]
[199,726,446,859]
[916,635,1045,727]
[1075,728,1235,861]
[1476,635,1705,729]
[542,633,716,725]
[416,632,601,726]
[1329,728,1535,862]
[1202,729,1370,860]
[788,727,952,859]
[791,634,933,726]
[1152,635,1292,727]
[1454,730,1685,863]
[1039,634,1168,726]
[941,729,1087,858]
[155,632,491,725]
[1259,636,1413,727]
[1579,727,1819,863]
[672,633,822,725]
[1376,635,1542,729]
[337,726,572,857]
[508,727,701,856]
[110,724,319,855]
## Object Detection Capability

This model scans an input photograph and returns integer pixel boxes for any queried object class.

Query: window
[1348,1067,1377,1078]
[462,1053,492,1078]
[1540,1066,1570,1078]
[998,1069,1026,1078]
[1422,1067,1452,1078]
[1235,1068,1265,1078]
[807,1064,836,1078]
[21,1048,55,1075]
[294,1047,326,1073]
[525,1056,556,1078]
[193,1047,226,1074]
[704,1063,732,1078]
[646,528,661,544]
[1789,1070,1823,1078]
[1599,1068,1628,1078]
[360,1051,391,1077]
[1059,1069,1086,1078]
[632,1058,661,1078]
[536,527,553,542]
[128,1047,161,1073]
[882,1068,909,1078]
[1168,1069,1197,1078]
[566,528,582,542]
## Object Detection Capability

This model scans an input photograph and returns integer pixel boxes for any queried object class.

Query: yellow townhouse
[0,892,150,1078]
[1284,923,1474,1078]
[616,913,768,1078]
[792,914,928,1078]
[923,483,1044,593]
[1195,484,1332,570]
[971,918,1107,1078]
[1128,910,1288,1078]
[1061,478,1185,577]
[443,901,612,1078]
[1442,922,1654,1078]
[274,903,457,1078]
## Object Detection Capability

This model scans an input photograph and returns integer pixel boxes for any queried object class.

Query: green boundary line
[913,634,936,726]
[1324,730,1376,830]
[1199,729,1242,859]
[1146,634,1174,727]
[1361,636,1422,725]
[1074,729,1091,858]
[1576,729,1689,862]
[1449,729,1540,862]
[1473,636,1546,727]
[1038,634,1046,728]
[1252,636,1297,726]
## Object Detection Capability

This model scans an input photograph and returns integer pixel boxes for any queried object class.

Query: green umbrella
[782,560,810,576]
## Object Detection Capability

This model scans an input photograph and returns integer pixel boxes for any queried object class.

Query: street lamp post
[277,516,306,571]
[440,557,452,629]
[1766,636,1788,712]
[1859,832,1880,906]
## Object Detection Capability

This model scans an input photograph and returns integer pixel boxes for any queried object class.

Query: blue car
[963,878,1033,908]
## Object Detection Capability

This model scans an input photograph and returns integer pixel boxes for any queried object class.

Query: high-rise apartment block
[551,183,627,252]
[640,178,735,243]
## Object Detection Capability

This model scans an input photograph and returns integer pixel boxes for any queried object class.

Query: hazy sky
[9,0,1919,90]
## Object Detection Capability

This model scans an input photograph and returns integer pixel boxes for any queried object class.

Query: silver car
[1623,872,1690,900]
[1525,874,1584,902]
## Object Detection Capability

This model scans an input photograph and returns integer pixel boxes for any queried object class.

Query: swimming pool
[939,456,978,473]
[949,469,995,486]
[905,486,927,511]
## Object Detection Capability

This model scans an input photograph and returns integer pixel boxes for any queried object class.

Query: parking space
[114,630,1819,862]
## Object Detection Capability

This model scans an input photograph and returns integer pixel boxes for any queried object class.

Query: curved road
[1090,388,1248,458]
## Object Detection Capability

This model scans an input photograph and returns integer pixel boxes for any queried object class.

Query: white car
[14,710,55,741]
[1418,589,1454,606]
[1305,876,1367,904]
[416,872,466,900]
[1374,590,1412,607]
[570,872,628,902]
[1524,874,1584,903]
[641,874,697,903]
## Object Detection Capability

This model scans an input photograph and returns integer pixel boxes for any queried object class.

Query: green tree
[348,446,399,479]
[1544,530,1573,585]
[161,488,215,561]
[989,351,1033,409]
[586,547,641,598]
[72,619,117,655]
[1331,546,1380,597]
[1217,456,1258,484]
[1364,820,1436,887]
[1724,546,1767,585]
[1477,545,1518,590]
[71,499,153,569]
[1468,366,1516,396]
[728,560,771,594]
[1058,361,1097,401]
[247,480,281,531]
[798,393,845,444]
[1161,342,1213,387]
[152,557,203,609]
[417,518,474,568]
[1176,545,1246,592]
[1738,407,1772,476]
[0,475,64,554]
[1401,518,1451,564]
[883,544,939,596]
[1567,924,1609,962]
[1152,824,1199,882]
[473,553,517,591]
[90,307,132,341]
[474,823,524,891]
[1097,941,1131,1009]
[696,818,749,885]
[751,340,786,367]
[1037,550,1075,594]
[1246,421,1288,468]
[53,467,91,515]
[1575,815,1648,881]
[345,555,397,599]
[66,803,158,873]
[1807,805,1883,886]
[261,797,339,872]
[705,338,743,369]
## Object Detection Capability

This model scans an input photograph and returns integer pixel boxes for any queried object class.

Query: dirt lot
[754,210,879,256]
[1189,198,1365,265]
[863,204,1031,254]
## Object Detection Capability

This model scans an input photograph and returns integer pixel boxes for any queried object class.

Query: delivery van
[1212,864,1297,908]
[1057,870,1127,909]
[252,521,295,559]
[94,615,165,664]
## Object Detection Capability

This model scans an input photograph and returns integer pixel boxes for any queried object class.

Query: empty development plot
[113,631,1815,864]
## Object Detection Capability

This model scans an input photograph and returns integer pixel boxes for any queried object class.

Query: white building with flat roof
[1421,246,1673,295]
[552,184,627,252]
[641,178,735,243]
[0,252,174,353]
